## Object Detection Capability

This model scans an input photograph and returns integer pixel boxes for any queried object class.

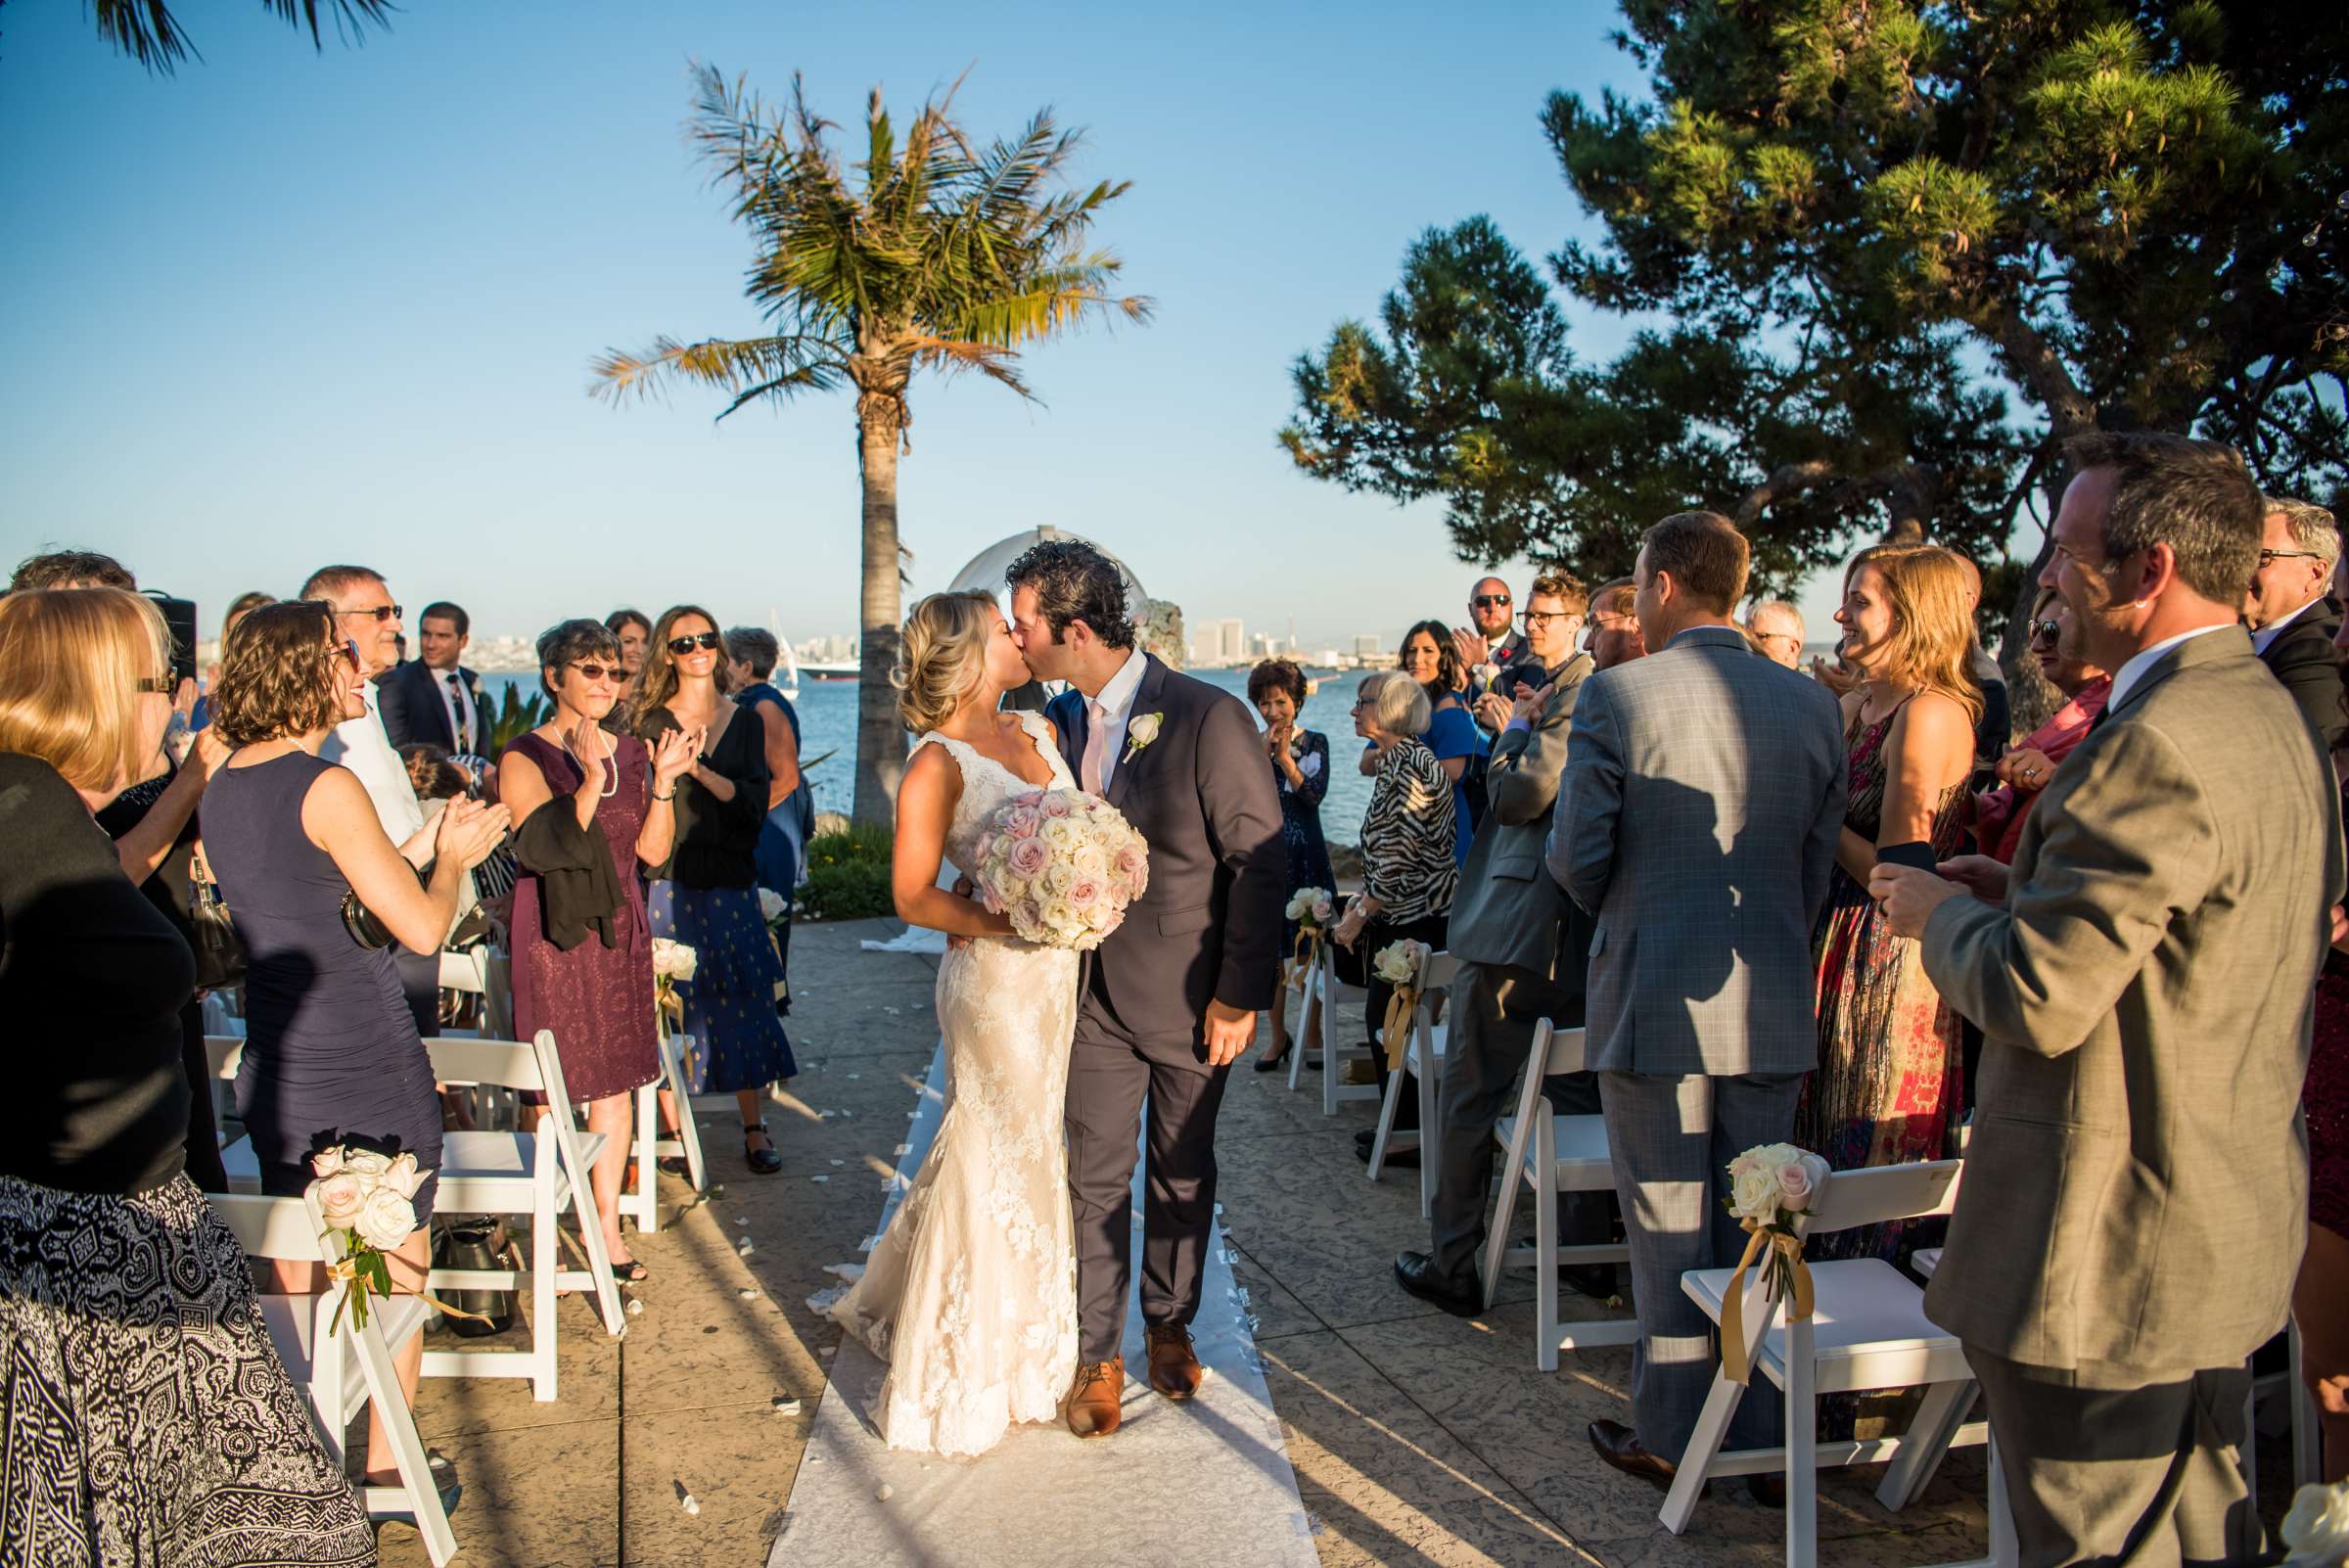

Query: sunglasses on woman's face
[571,663,619,684]
[668,630,722,655]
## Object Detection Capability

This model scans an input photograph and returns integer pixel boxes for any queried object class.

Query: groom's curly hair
[1005,539,1135,651]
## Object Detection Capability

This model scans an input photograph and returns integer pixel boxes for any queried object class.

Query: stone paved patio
[371,917,2290,1567]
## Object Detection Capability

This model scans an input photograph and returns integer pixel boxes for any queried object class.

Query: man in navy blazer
[380,599,487,759]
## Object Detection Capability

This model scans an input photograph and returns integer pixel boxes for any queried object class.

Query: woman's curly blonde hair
[894,591,997,735]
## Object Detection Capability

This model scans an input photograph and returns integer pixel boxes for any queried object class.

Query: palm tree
[76,0,392,73]
[593,65,1151,825]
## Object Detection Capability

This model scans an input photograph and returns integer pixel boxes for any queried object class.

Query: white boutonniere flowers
[1123,712,1164,763]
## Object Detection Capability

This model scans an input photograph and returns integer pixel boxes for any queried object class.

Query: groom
[1005,540,1286,1439]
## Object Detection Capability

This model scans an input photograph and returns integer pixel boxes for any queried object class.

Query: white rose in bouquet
[314,1172,367,1228]
[354,1186,419,1251]
[652,939,699,984]
[757,888,788,926]
[339,1147,392,1180]
[380,1151,426,1201]
[1372,939,1424,987]
[310,1147,346,1178]
[2282,1480,2349,1567]
[974,789,1150,950]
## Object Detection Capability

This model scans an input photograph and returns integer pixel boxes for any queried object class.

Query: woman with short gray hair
[1331,669,1455,1157]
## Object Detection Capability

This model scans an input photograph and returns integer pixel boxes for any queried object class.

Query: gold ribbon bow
[325,1253,493,1335]
[1283,926,1323,992]
[1718,1219,1815,1386]
[1381,983,1421,1072]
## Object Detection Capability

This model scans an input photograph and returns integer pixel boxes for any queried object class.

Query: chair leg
[661,1030,707,1190]
[1320,983,1341,1117]
[530,1182,559,1403]
[1535,1176,1558,1371]
[1660,1371,1746,1534]
[1480,1160,1515,1312]
[567,1140,625,1339]
[625,1082,658,1234]
[1366,1061,1403,1180]
[1785,1321,1818,1568]
[1875,1377,1974,1512]
[1416,1049,1439,1222]
[351,1318,459,1567]
[1294,984,1318,1094]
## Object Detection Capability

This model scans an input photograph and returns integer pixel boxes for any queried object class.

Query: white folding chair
[1662,1159,1988,1568]
[1366,949,1459,1218]
[1305,939,1380,1114]
[618,1029,709,1233]
[1477,1018,1635,1363]
[207,1191,458,1567]
[206,1035,266,1196]
[421,1031,626,1402]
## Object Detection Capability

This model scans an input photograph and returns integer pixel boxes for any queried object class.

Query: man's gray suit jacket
[1544,624,1847,1077]
[1450,652,1592,988]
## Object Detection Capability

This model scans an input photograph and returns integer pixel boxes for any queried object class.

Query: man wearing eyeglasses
[304,564,477,1034]
[1743,600,1807,670]
[2241,495,2344,751]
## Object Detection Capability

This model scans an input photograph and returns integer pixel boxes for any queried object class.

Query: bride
[824,589,1081,1457]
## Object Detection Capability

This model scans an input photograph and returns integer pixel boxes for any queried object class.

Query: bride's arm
[894,745,1015,939]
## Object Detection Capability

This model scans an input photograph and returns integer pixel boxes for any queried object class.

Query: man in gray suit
[1395,570,1610,1312]
[1546,511,1847,1490]
[1874,434,2341,1567]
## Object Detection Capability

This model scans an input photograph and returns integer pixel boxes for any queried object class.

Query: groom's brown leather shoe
[1065,1358,1124,1438]
[1588,1418,1685,1494]
[1145,1322,1207,1400]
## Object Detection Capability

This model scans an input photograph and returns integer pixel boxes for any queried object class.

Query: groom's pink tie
[1082,700,1111,795]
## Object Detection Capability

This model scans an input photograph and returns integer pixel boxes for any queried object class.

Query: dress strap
[1012,709,1073,790]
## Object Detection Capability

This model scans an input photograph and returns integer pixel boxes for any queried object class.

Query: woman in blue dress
[630,605,799,1176]
[1249,659,1335,1071]
[723,626,814,1000]
[1397,620,1487,864]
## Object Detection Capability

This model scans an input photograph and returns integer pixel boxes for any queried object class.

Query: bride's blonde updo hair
[895,590,998,734]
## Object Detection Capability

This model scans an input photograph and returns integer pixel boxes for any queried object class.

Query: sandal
[611,1258,649,1283]
[745,1120,783,1176]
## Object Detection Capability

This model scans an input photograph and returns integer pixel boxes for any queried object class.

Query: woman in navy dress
[204,599,509,1492]
[1249,659,1334,1070]
[501,619,698,1281]
[631,606,799,1176]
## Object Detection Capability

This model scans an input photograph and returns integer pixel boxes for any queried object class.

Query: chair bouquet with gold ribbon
[756,888,791,1003]
[1282,887,1335,992]
[305,1144,484,1333]
[652,938,698,1033]
[1372,938,1431,1072]
[1717,1142,1830,1385]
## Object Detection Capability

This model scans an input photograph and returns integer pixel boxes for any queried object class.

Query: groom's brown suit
[1049,656,1285,1363]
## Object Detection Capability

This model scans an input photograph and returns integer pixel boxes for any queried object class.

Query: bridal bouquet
[306,1145,428,1333]
[1718,1142,1832,1383]
[971,788,1149,950]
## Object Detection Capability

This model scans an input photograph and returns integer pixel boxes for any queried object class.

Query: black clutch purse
[342,861,436,950]
[187,853,248,991]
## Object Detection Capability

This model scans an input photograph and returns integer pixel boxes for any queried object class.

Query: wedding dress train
[825,711,1081,1456]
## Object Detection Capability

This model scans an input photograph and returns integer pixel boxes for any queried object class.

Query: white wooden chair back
[1312,938,1379,1115]
[206,1191,458,1566]
[424,1037,543,1094]
[1797,1159,1963,1240]
[1365,948,1460,1215]
[205,1034,248,1137]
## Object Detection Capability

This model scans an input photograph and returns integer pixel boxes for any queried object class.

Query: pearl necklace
[561,724,621,800]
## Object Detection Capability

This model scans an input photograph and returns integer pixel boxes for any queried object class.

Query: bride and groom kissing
[824,539,1287,1458]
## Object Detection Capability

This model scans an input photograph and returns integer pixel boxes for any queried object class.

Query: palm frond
[94,0,394,74]
[588,334,849,409]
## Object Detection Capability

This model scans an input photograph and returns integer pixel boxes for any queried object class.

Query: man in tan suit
[1874,432,2342,1568]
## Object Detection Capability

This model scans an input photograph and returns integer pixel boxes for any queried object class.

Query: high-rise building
[1353,633,1382,661]
[1214,619,1245,663]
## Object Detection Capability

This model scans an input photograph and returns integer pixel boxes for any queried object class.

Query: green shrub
[797,822,896,922]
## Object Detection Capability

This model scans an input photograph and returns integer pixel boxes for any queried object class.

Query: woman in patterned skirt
[502,620,698,1280]
[1248,658,1333,1070]
[0,587,375,1567]
[630,606,799,1176]
[1798,544,1980,1253]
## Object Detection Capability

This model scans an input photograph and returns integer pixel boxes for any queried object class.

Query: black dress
[203,749,441,1220]
[0,752,373,1567]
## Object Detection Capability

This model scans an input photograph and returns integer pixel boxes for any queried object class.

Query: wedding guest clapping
[0,586,377,1565]
[1800,547,1976,1241]
[205,598,509,1494]
[1451,576,1526,703]
[500,619,695,1282]
[1247,658,1333,1072]
[1873,434,2336,1561]
[1969,592,2109,865]
[1398,619,1486,860]
[1332,669,1456,1149]
[629,606,798,1176]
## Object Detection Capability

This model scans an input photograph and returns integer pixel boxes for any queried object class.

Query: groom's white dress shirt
[1082,647,1149,793]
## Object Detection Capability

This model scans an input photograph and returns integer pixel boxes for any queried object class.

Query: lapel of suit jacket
[1105,656,1169,811]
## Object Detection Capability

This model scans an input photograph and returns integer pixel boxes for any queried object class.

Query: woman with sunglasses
[501,620,697,1280]
[1966,590,2110,865]
[202,600,510,1495]
[626,606,798,1176]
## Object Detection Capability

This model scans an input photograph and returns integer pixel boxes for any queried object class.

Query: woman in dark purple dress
[500,619,697,1282]
[204,599,509,1492]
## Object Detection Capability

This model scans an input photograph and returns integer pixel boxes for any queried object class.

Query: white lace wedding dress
[824,711,1082,1457]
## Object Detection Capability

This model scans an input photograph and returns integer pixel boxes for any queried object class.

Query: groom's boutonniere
[1122,712,1164,763]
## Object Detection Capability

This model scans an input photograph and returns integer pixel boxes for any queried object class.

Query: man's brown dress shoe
[1588,1418,1682,1493]
[1065,1358,1124,1438]
[1144,1323,1207,1400]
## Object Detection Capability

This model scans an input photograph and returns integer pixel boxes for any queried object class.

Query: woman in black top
[629,605,798,1174]
[0,587,372,1566]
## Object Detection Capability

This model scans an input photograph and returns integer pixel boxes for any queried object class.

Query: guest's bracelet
[652,790,675,802]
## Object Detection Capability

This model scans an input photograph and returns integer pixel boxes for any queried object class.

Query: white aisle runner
[772,1046,1319,1568]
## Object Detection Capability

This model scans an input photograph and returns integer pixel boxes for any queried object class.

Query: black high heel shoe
[744,1120,783,1175]
[1254,1041,1296,1073]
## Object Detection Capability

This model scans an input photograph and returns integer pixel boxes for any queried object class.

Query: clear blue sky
[0,0,1862,650]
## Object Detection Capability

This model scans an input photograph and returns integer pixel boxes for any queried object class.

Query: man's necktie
[446,672,472,754]
[1082,700,1111,795]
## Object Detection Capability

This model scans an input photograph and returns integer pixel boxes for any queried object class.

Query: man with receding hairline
[1546,510,1847,1493]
